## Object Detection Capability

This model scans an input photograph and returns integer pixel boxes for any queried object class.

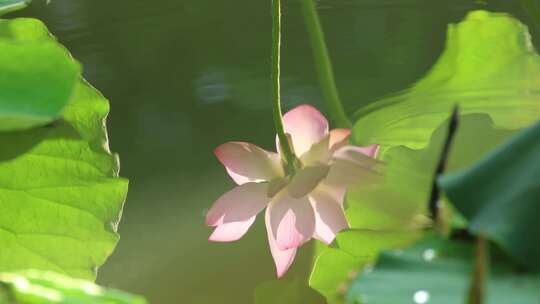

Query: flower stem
[300,0,351,128]
[429,106,459,231]
[467,235,488,304]
[520,0,540,33]
[272,0,298,173]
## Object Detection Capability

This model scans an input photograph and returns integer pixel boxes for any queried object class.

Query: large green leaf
[309,248,359,304]
[0,18,80,131]
[312,114,515,304]
[347,237,540,304]
[0,0,30,16]
[0,270,146,303]
[309,230,421,304]
[439,118,540,270]
[0,78,128,280]
[351,10,540,151]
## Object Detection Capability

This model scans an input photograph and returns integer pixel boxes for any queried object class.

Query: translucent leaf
[312,114,516,304]
[0,78,128,280]
[352,10,540,150]
[309,248,359,304]
[309,230,421,304]
[0,270,146,304]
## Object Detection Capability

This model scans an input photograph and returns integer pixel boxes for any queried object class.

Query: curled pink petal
[326,146,383,187]
[268,193,316,250]
[329,128,351,151]
[215,142,283,185]
[279,104,329,157]
[209,217,256,242]
[333,145,380,161]
[205,182,269,227]
[265,207,297,278]
[355,144,380,158]
[309,188,349,245]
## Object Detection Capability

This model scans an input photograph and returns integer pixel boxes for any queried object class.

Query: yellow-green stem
[272,0,298,174]
[300,0,351,128]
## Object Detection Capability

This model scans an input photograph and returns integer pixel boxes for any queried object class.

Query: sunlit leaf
[0,270,146,304]
[348,113,513,229]
[309,248,359,304]
[346,237,540,304]
[309,230,421,304]
[0,18,80,131]
[311,114,515,304]
[0,78,128,280]
[439,118,540,270]
[352,10,540,151]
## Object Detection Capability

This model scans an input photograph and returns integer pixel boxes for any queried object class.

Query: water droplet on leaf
[413,290,430,304]
[423,249,436,261]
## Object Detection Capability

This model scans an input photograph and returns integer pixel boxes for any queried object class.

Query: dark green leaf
[439,118,540,270]
[347,237,540,304]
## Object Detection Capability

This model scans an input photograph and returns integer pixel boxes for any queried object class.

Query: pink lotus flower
[206,104,380,277]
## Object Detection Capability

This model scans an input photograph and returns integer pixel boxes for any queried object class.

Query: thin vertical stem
[300,0,351,128]
[429,106,459,230]
[521,0,540,33]
[272,0,298,173]
[467,235,488,304]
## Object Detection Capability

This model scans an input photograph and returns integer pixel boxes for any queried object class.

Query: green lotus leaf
[309,230,421,304]
[439,118,540,270]
[0,17,80,131]
[346,237,540,304]
[0,270,146,304]
[0,78,128,280]
[352,10,540,151]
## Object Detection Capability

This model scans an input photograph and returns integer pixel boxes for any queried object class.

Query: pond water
[11,0,539,303]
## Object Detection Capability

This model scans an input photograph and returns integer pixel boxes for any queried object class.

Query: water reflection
[195,68,229,105]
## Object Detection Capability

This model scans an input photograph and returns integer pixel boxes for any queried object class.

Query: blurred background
[10,0,540,303]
